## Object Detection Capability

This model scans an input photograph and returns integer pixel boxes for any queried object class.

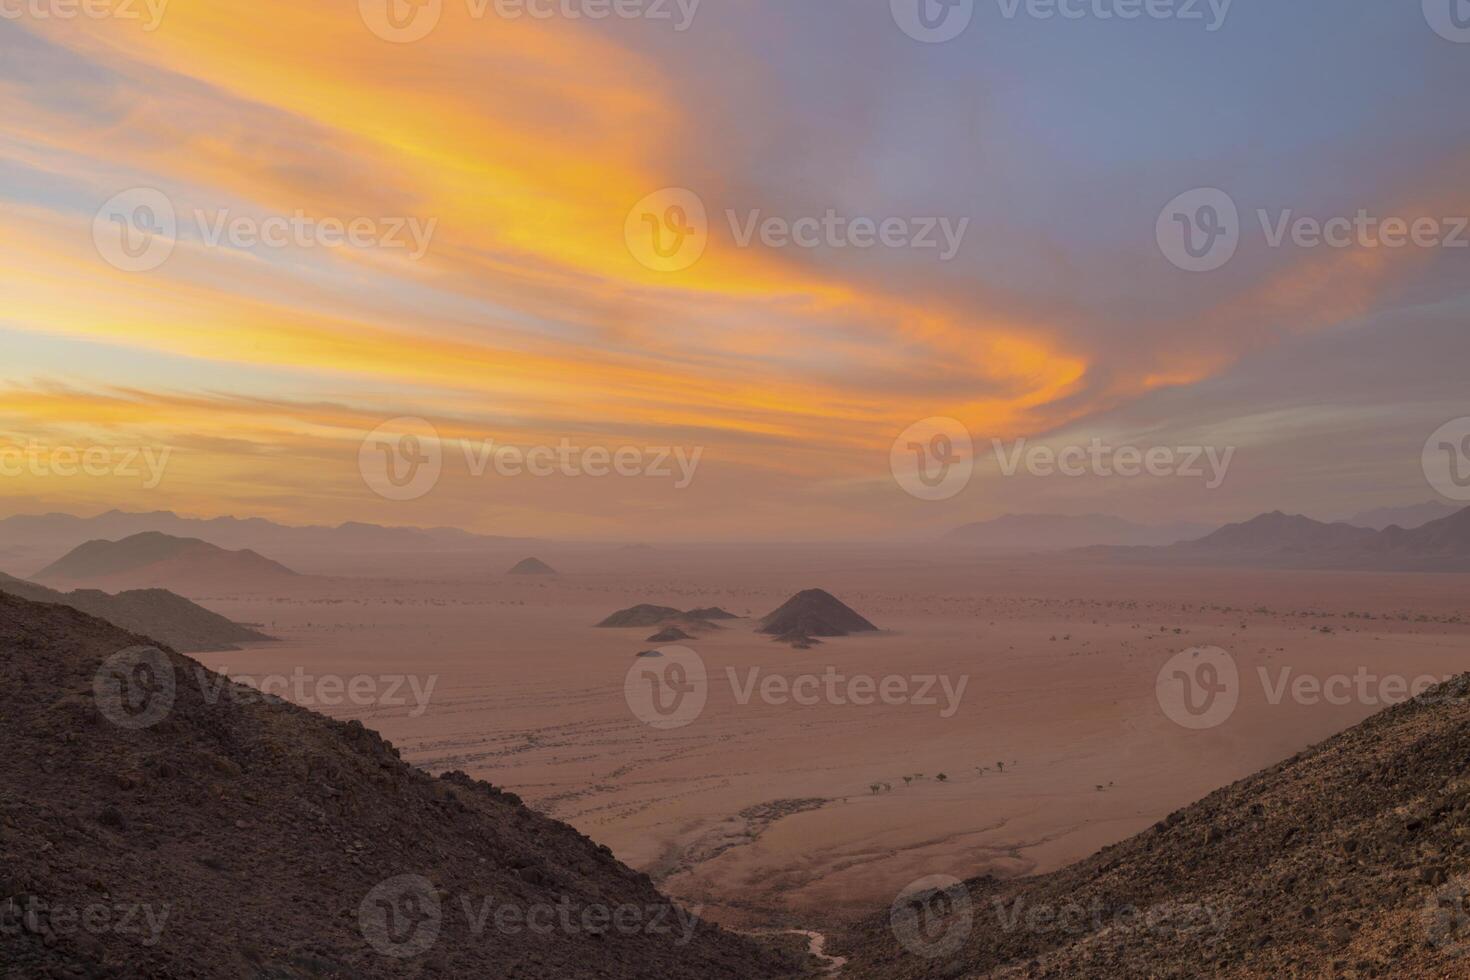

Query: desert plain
[180,544,1470,933]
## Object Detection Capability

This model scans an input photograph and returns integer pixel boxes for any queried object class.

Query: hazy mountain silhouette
[1348,500,1461,530]
[949,513,1211,549]
[1084,507,1470,571]
[0,509,536,570]
[35,532,302,593]
[0,572,272,652]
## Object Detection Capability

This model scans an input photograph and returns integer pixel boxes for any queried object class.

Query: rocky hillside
[0,572,271,652]
[0,593,806,978]
[837,673,1470,978]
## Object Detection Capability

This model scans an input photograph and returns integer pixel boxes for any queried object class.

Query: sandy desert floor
[190,546,1470,931]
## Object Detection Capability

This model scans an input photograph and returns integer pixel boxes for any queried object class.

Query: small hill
[34,532,301,594]
[0,592,804,978]
[838,673,1470,978]
[646,626,693,643]
[0,572,272,652]
[597,604,687,628]
[758,589,877,637]
[507,557,557,576]
[686,607,739,620]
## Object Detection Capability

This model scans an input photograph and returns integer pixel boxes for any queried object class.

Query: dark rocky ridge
[0,572,273,652]
[838,674,1470,978]
[0,592,805,978]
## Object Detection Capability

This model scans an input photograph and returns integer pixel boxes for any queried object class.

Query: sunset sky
[2,1,1468,539]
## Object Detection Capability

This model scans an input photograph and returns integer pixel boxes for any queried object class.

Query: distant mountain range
[1346,500,1462,530]
[947,513,1213,549]
[1083,506,1470,571]
[35,532,303,595]
[0,571,272,652]
[0,509,535,572]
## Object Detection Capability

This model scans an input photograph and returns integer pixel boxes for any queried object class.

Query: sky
[1,0,1468,539]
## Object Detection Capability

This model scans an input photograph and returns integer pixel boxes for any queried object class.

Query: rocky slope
[837,673,1470,978]
[0,572,271,652]
[0,592,806,978]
